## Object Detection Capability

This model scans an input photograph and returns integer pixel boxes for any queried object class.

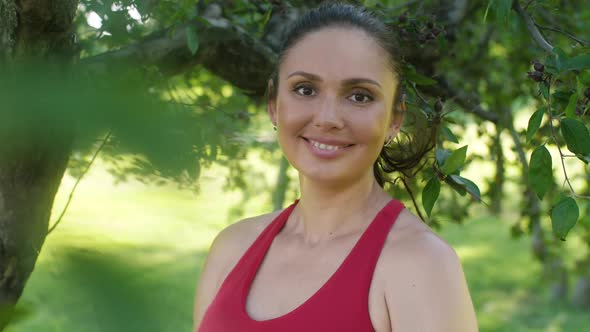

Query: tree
[1,0,589,329]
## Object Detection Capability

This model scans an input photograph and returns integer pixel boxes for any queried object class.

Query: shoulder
[192,209,282,329]
[207,209,283,282]
[378,209,478,331]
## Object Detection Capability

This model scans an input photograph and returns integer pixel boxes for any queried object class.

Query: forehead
[280,27,395,86]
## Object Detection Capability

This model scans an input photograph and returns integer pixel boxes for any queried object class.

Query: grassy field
[5,159,590,332]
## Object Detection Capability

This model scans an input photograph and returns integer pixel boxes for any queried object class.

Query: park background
[1,0,589,331]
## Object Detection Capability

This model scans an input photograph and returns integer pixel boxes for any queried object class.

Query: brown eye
[293,85,316,96]
[348,93,373,103]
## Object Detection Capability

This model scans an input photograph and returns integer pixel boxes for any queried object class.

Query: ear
[267,79,278,126]
[388,93,406,138]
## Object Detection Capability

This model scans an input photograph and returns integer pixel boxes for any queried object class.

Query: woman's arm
[192,229,228,332]
[384,232,478,332]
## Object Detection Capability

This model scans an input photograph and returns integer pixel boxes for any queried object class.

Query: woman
[194,2,478,331]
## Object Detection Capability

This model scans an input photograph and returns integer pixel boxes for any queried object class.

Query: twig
[513,1,554,53]
[535,24,589,46]
[400,176,426,222]
[473,26,495,60]
[435,78,500,123]
[523,0,535,10]
[47,131,112,235]
[409,83,430,108]
[544,80,590,200]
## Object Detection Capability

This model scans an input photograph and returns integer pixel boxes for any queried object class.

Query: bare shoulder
[202,208,283,289]
[192,209,282,331]
[212,210,281,267]
[378,209,478,331]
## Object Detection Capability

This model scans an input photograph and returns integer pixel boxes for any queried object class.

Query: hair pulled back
[268,1,435,188]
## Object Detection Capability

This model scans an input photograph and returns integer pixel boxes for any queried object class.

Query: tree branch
[433,77,500,123]
[47,131,112,235]
[81,13,277,97]
[535,24,589,47]
[512,0,554,53]
[544,81,590,200]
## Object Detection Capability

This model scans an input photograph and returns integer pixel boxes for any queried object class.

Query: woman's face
[268,27,401,185]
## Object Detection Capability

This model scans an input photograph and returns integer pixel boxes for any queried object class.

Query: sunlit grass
[5,157,590,332]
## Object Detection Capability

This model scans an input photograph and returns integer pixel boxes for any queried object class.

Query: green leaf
[495,0,512,23]
[553,47,568,72]
[526,108,544,143]
[422,177,440,217]
[441,126,459,143]
[560,118,590,155]
[529,145,553,199]
[449,175,482,202]
[403,66,437,86]
[561,55,590,72]
[576,154,590,164]
[565,93,579,118]
[186,25,199,55]
[483,1,492,22]
[460,176,482,202]
[446,174,466,196]
[441,145,468,175]
[435,148,451,166]
[551,197,579,240]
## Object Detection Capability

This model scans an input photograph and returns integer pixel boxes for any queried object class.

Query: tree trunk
[0,0,78,329]
[0,134,73,329]
[489,125,504,214]
[572,263,590,308]
[272,156,290,211]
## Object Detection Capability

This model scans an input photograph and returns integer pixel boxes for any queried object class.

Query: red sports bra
[198,198,405,331]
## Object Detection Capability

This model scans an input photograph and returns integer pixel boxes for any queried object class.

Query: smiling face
[268,27,402,186]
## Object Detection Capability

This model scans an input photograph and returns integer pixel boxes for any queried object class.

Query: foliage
[62,0,590,286]
[2,0,590,321]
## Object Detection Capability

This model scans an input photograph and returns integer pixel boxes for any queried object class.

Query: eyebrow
[287,71,382,89]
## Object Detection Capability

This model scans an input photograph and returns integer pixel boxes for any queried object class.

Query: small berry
[584,87,590,99]
[527,71,544,82]
[427,21,434,29]
[398,12,408,24]
[434,98,443,113]
[533,62,544,72]
[575,106,584,116]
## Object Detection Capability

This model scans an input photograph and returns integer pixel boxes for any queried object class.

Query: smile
[301,137,355,159]
[309,140,345,151]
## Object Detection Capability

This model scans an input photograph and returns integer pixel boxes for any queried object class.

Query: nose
[313,95,344,129]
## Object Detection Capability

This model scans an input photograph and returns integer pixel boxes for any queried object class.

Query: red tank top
[198,198,405,332]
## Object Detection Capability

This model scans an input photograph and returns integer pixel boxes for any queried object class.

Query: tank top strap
[223,199,300,287]
[336,198,405,285]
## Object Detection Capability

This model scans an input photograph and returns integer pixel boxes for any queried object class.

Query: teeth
[310,140,342,151]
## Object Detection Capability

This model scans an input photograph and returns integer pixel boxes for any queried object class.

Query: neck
[287,170,392,244]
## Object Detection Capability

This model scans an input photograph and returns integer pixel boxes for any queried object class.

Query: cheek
[276,97,309,129]
[351,110,390,143]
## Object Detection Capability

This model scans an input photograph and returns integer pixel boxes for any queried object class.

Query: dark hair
[267,1,435,187]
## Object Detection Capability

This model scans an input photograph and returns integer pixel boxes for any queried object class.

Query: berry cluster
[396,12,447,45]
[527,60,546,82]
[527,60,589,116]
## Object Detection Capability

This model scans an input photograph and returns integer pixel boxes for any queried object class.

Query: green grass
[5,160,590,332]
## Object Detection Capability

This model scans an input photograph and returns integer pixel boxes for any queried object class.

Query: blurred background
[1,1,589,331]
